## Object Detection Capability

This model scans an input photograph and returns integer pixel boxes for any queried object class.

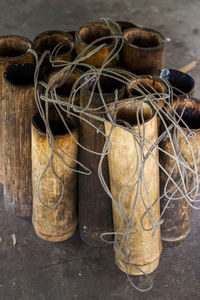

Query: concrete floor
[0,0,200,299]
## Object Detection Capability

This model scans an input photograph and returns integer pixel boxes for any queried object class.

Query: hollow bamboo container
[32,111,78,242]
[33,30,75,74]
[48,68,83,105]
[122,27,166,75]
[79,74,125,246]
[2,63,44,217]
[76,22,119,68]
[160,98,200,247]
[0,35,34,184]
[105,100,162,275]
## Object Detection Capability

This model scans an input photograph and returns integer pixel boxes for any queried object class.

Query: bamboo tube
[79,74,125,246]
[33,30,75,74]
[48,68,83,105]
[32,111,78,242]
[76,22,119,68]
[0,35,34,184]
[160,98,200,247]
[2,63,45,217]
[104,100,162,275]
[122,27,166,75]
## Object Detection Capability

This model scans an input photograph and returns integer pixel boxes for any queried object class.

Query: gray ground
[0,0,200,299]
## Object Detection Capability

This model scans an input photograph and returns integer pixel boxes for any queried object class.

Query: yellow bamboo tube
[104,100,162,275]
[32,111,78,242]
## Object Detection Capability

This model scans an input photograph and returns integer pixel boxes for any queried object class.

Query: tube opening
[32,110,75,136]
[78,23,114,46]
[128,78,166,98]
[82,74,124,94]
[175,99,200,130]
[0,36,31,58]
[4,63,45,86]
[52,69,83,97]
[34,32,73,56]
[163,69,194,95]
[124,28,164,48]
[116,102,153,126]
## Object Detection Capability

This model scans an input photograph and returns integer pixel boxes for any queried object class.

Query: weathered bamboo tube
[160,68,195,98]
[79,75,125,246]
[2,63,45,217]
[122,27,166,75]
[0,35,34,184]
[32,111,78,242]
[33,30,75,74]
[76,22,119,68]
[105,100,162,275]
[48,68,83,105]
[160,98,200,247]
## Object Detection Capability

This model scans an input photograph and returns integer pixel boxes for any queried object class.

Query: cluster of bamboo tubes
[0,19,199,291]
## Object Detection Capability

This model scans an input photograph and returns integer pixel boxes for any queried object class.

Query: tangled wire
[29,18,200,292]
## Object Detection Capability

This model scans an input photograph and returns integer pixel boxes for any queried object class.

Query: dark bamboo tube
[76,22,119,68]
[2,63,45,217]
[79,74,125,246]
[32,111,78,242]
[160,98,200,247]
[160,68,195,99]
[0,35,34,184]
[122,27,166,75]
[48,68,83,105]
[105,100,161,275]
[33,30,75,74]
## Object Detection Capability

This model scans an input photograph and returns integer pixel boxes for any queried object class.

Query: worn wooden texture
[48,68,83,105]
[32,113,78,242]
[122,27,166,75]
[33,30,75,75]
[2,63,38,217]
[76,22,118,68]
[105,101,162,275]
[78,76,125,246]
[160,98,200,247]
[0,35,34,184]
